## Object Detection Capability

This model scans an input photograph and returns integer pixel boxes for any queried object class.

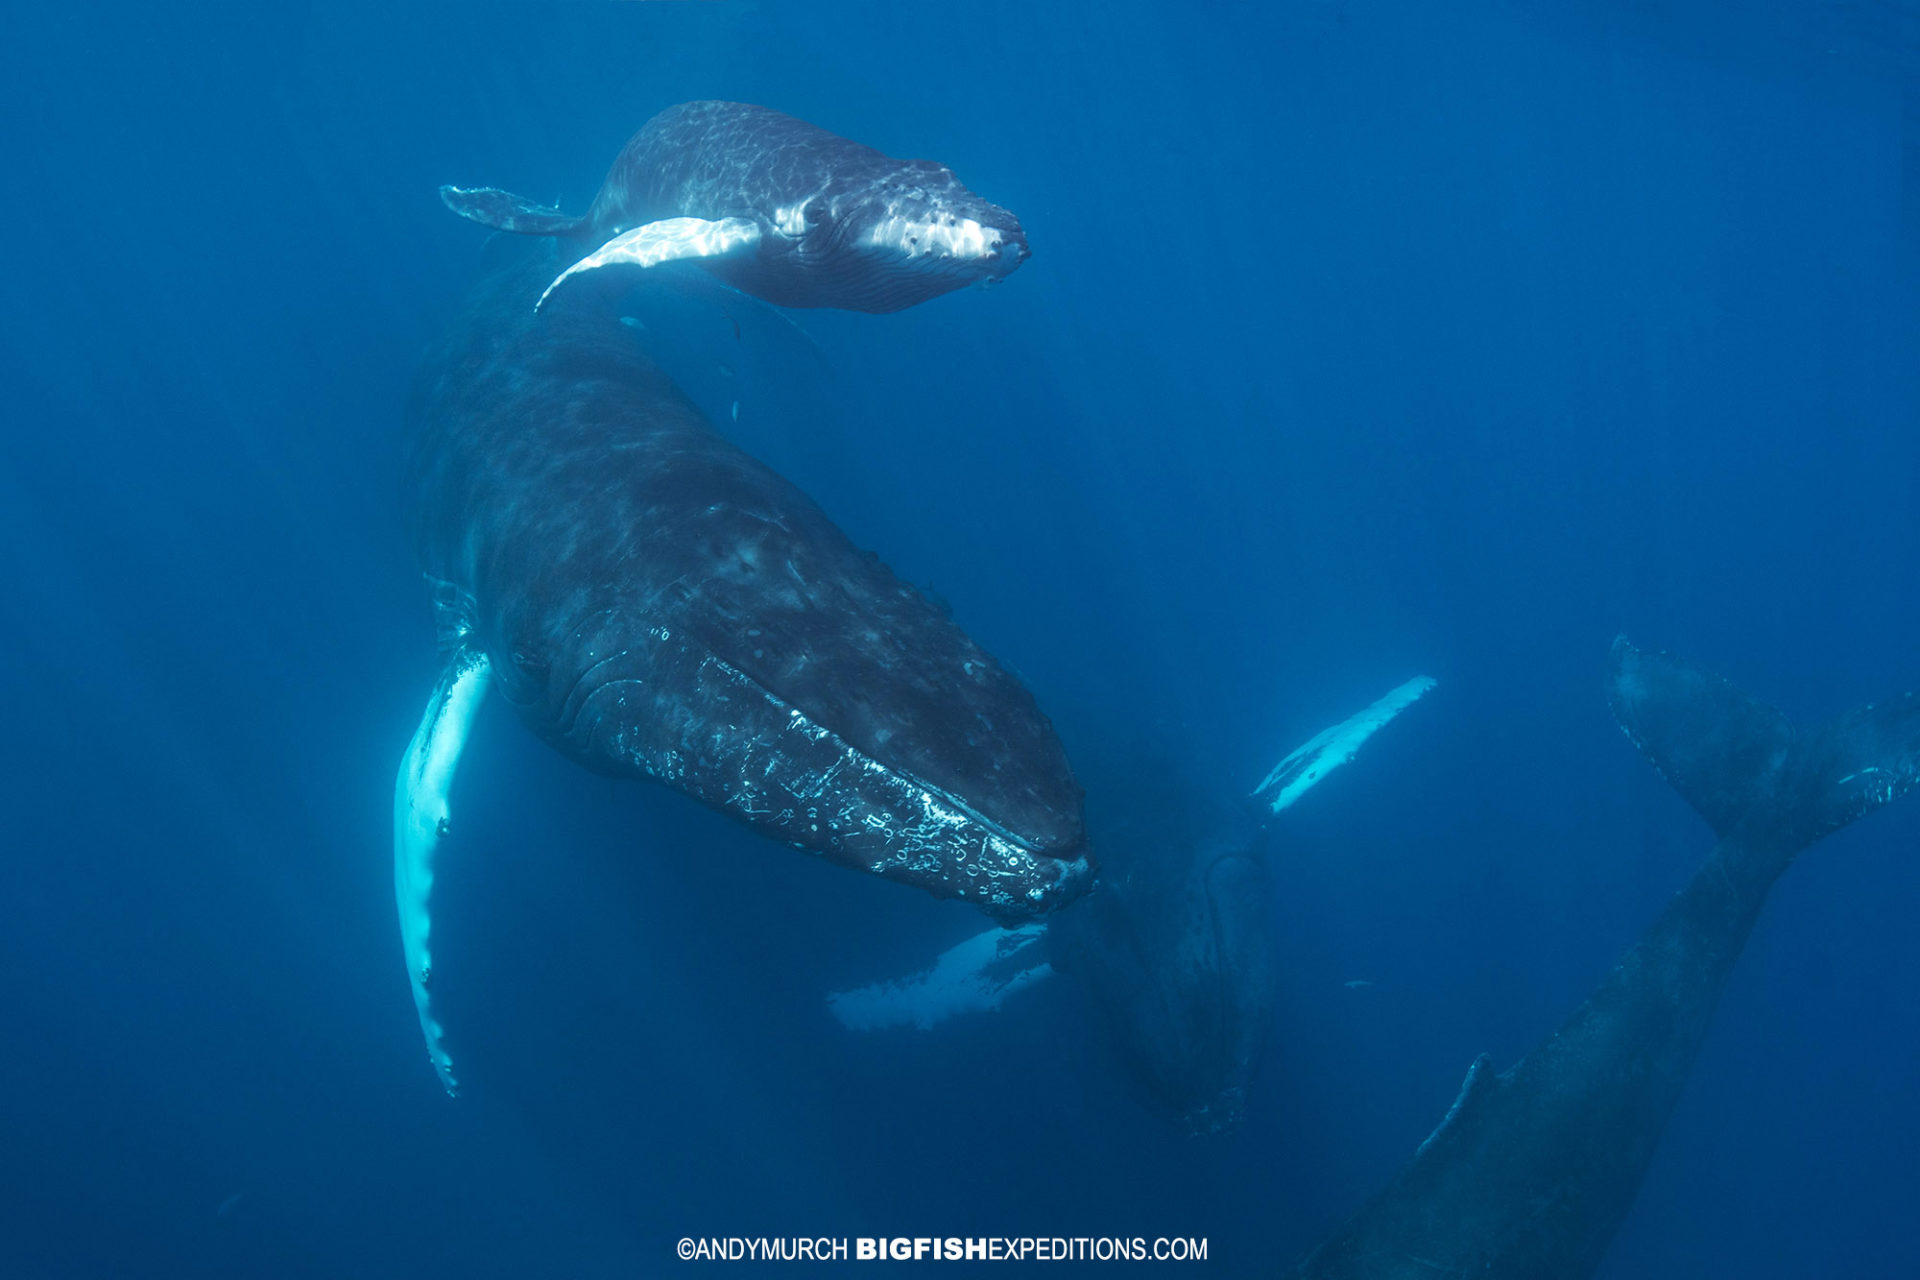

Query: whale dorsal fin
[1416,1053,1498,1157]
[440,185,586,237]
[535,217,763,312]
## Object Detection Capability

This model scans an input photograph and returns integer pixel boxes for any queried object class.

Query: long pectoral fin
[393,648,492,1095]
[827,924,1053,1031]
[536,217,763,312]
[1253,675,1436,816]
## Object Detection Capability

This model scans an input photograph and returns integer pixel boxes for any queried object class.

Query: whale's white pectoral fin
[394,647,492,1096]
[1253,675,1436,815]
[827,924,1053,1032]
[536,217,763,312]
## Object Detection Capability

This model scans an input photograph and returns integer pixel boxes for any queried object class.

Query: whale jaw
[559,639,1093,921]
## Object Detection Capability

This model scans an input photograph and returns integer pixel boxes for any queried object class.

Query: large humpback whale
[830,678,1435,1132]
[1290,638,1920,1279]
[442,101,1030,315]
[393,239,1090,1094]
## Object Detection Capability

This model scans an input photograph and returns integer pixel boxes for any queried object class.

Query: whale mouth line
[802,250,1001,313]
[697,651,1076,870]
[569,652,1088,915]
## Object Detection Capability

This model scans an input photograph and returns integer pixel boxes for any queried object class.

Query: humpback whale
[1054,678,1436,1131]
[442,101,1030,315]
[1046,772,1280,1133]
[1291,638,1920,1279]
[394,240,1090,1094]
[830,678,1435,1132]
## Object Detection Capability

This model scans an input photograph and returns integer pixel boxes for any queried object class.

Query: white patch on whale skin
[772,201,812,237]
[862,212,1004,262]
[394,649,492,1096]
[827,923,1053,1031]
[1254,675,1437,815]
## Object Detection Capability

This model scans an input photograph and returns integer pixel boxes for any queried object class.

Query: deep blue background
[2,2,1916,1275]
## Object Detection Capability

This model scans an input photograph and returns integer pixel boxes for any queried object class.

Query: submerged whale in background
[831,678,1435,1132]
[393,239,1090,1094]
[442,101,1030,315]
[1044,762,1280,1133]
[1291,638,1920,1278]
[1053,678,1436,1131]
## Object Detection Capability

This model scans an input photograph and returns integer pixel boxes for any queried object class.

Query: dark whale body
[443,101,1029,314]
[1049,767,1277,1134]
[1291,639,1920,1278]
[392,241,1089,1091]
[1047,680,1434,1131]
[828,679,1433,1133]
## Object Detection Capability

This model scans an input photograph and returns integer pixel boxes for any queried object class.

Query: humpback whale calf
[442,101,1030,314]
[830,678,1435,1132]
[394,239,1090,1093]
[1291,638,1920,1278]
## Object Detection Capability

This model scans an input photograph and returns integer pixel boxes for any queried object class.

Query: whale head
[525,601,1091,921]
[475,398,1093,922]
[774,159,1030,313]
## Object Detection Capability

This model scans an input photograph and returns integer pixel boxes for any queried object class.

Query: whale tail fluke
[1606,636,1920,850]
[439,185,587,238]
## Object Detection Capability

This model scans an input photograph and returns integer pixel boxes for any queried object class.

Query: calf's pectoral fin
[536,217,763,312]
[393,646,492,1096]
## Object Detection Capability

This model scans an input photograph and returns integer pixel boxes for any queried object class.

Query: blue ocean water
[1,2,1915,1275]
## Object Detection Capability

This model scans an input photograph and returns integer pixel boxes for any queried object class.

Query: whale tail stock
[439,185,587,238]
[1607,635,1920,865]
[1290,643,1920,1279]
